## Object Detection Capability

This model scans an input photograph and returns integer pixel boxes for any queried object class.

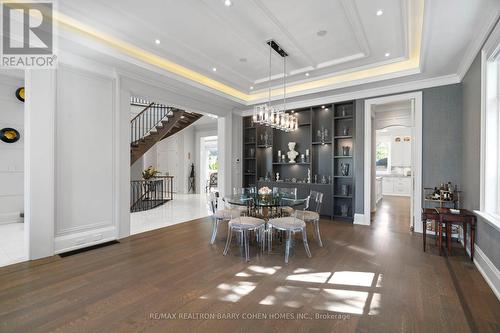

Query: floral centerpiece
[258,186,272,202]
[142,166,160,180]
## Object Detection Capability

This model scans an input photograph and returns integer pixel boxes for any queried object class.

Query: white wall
[0,74,24,224]
[155,125,197,193]
[53,65,118,253]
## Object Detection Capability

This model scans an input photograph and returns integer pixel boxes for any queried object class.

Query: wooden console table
[435,208,476,260]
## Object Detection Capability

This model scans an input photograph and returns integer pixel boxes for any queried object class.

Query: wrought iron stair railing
[130,97,173,144]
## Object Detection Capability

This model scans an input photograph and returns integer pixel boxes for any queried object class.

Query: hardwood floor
[0,201,499,332]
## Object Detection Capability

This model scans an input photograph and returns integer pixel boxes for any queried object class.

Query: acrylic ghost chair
[208,192,242,244]
[230,187,257,216]
[272,187,298,217]
[223,198,265,261]
[294,191,324,247]
[267,215,312,264]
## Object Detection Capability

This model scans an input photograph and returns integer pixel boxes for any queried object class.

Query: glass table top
[224,194,307,208]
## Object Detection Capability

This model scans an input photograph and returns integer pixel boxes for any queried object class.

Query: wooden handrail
[130,102,155,123]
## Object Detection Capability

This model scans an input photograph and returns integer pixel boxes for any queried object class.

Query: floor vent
[59,240,120,258]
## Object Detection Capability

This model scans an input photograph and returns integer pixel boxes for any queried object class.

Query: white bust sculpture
[287,142,298,163]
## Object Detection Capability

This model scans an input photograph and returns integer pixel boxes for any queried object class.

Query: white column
[117,78,131,239]
[25,69,56,259]
[217,113,233,197]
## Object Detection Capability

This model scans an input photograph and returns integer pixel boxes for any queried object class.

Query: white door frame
[361,91,423,231]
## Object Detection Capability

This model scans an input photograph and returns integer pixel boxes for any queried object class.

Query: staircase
[130,98,202,164]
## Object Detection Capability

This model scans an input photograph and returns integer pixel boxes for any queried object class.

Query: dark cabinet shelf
[242,102,355,221]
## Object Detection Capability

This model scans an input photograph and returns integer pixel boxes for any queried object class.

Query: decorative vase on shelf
[287,142,298,163]
[341,106,347,117]
[341,184,350,196]
[340,163,350,176]
[340,203,349,217]
[342,146,350,156]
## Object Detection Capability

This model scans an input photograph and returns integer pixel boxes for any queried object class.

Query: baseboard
[353,213,369,225]
[460,239,500,302]
[54,226,117,254]
[0,212,23,225]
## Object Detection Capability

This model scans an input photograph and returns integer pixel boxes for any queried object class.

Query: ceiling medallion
[253,40,297,132]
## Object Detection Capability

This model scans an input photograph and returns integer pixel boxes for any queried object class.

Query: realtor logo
[1,1,57,68]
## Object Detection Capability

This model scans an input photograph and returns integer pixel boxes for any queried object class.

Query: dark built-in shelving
[242,101,356,221]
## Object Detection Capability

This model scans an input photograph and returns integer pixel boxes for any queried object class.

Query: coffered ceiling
[55,0,499,105]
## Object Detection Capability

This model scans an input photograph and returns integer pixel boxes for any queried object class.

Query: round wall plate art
[15,87,25,102]
[0,128,20,143]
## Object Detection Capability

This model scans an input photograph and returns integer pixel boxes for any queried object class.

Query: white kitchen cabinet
[381,176,411,196]
[391,140,411,167]
[382,177,394,194]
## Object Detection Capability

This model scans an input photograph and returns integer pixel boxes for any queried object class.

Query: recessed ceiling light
[250,86,254,90]
[321,105,325,109]
[317,30,327,37]
[305,72,310,77]
[291,110,295,113]
[325,108,329,111]
[376,9,383,16]
[385,52,391,57]
[154,39,160,45]
[224,0,232,6]
[212,67,217,72]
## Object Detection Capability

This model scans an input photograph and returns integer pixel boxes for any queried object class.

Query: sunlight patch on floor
[235,265,281,277]
[259,286,320,308]
[200,281,257,303]
[286,272,332,283]
[201,269,383,316]
[328,271,375,287]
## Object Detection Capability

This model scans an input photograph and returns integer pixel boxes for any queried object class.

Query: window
[480,22,500,227]
[375,142,389,172]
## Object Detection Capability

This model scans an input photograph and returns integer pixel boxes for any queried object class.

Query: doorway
[362,92,423,232]
[200,136,218,193]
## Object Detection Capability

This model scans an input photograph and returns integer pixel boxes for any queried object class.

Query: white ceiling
[59,0,408,92]
[56,0,500,106]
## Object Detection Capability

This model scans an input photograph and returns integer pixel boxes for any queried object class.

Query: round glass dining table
[224,194,307,220]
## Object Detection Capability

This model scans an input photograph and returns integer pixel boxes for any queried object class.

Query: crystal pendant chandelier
[253,40,297,132]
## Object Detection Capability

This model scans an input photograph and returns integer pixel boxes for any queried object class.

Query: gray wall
[462,53,500,270]
[354,84,463,213]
